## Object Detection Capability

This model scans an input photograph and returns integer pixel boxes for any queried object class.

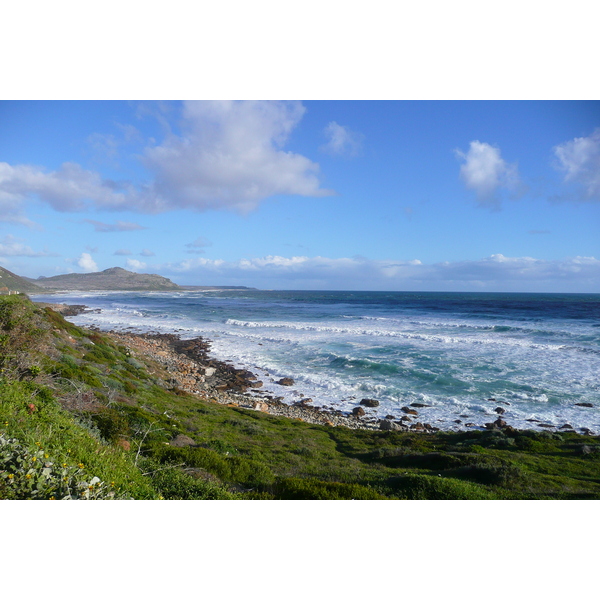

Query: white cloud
[0,161,131,214]
[553,128,600,200]
[455,141,520,208]
[126,259,146,270]
[159,254,600,292]
[137,101,333,213]
[140,249,155,257]
[320,121,364,157]
[77,253,98,272]
[114,249,132,256]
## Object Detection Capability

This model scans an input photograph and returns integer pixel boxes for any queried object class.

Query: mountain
[26,267,181,291]
[0,265,45,293]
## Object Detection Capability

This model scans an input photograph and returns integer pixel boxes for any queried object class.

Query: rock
[249,381,263,388]
[385,415,395,420]
[204,367,216,377]
[538,423,555,428]
[352,407,366,417]
[169,434,197,447]
[485,418,508,429]
[559,424,574,430]
[401,407,418,416]
[494,407,506,414]
[400,416,412,422]
[454,419,462,424]
[575,402,594,408]
[252,401,269,412]
[360,399,380,407]
[410,403,430,408]
[379,419,402,431]
[276,378,295,386]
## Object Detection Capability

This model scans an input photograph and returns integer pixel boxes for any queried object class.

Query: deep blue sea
[32,290,600,433]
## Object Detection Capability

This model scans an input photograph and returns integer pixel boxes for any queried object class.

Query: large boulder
[276,378,295,386]
[360,399,380,407]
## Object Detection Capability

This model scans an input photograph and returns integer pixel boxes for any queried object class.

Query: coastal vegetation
[2,293,600,500]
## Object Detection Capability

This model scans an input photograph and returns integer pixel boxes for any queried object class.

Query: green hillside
[0,266,44,294]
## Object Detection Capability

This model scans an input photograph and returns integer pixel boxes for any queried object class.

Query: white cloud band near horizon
[155,253,600,293]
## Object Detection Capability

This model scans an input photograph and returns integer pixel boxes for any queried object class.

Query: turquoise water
[33,290,600,432]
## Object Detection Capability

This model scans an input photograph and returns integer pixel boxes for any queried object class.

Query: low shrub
[142,460,234,499]
[0,433,131,500]
[272,476,386,500]
[387,473,495,500]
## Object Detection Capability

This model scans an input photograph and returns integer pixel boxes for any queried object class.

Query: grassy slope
[0,266,44,294]
[1,294,600,500]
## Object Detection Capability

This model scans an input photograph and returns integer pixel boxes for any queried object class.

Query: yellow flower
[7,474,14,479]
[49,496,55,500]
[26,473,32,479]
[31,456,37,462]
[78,463,84,469]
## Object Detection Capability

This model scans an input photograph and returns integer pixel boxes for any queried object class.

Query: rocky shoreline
[41,302,596,436]
[106,330,390,431]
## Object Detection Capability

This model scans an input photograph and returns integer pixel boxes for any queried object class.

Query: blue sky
[1,100,599,292]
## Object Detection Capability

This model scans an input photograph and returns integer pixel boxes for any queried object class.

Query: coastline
[38,301,597,436]
[106,330,385,431]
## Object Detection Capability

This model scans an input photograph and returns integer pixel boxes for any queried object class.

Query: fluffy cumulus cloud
[160,254,600,292]
[77,253,98,272]
[553,128,600,200]
[0,101,332,222]
[320,121,364,157]
[137,101,333,213]
[455,141,521,208]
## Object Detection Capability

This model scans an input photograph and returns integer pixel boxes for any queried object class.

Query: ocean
[31,290,600,433]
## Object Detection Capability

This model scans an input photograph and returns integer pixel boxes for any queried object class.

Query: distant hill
[0,265,45,294]
[25,267,181,292]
